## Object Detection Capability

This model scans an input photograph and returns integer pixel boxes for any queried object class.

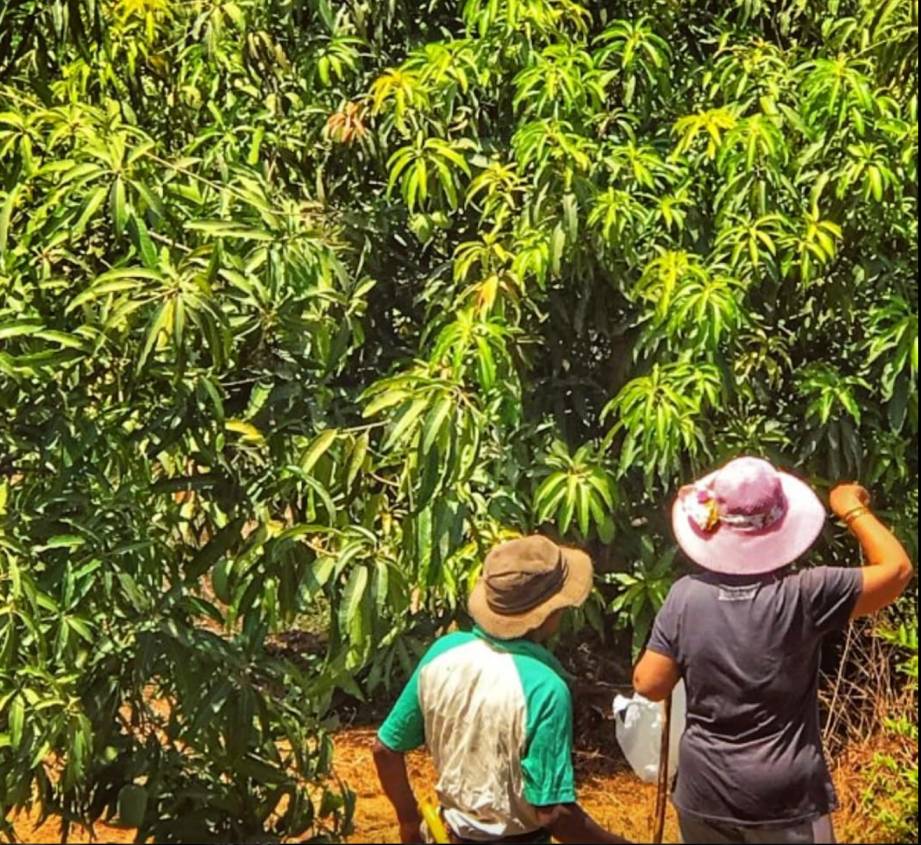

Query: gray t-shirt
[647,566,863,827]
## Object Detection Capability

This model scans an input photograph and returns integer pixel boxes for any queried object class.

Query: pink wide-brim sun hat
[671,457,827,575]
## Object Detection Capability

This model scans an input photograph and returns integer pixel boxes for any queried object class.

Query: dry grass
[821,615,918,844]
[830,734,909,844]
[821,618,903,753]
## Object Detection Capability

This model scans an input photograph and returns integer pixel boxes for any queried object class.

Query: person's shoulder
[672,573,698,588]
[788,564,843,582]
[664,573,701,600]
[656,572,720,616]
[419,629,478,666]
[524,661,572,715]
[438,628,478,646]
[789,564,862,591]
[513,648,571,702]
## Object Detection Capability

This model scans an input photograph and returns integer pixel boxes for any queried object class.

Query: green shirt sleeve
[377,664,425,752]
[520,673,577,807]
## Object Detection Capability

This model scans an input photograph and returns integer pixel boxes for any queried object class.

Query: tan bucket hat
[468,535,593,640]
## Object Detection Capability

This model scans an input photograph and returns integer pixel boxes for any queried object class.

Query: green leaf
[421,395,453,455]
[362,390,407,418]
[71,185,108,238]
[576,484,591,537]
[117,573,146,611]
[225,419,265,444]
[137,300,173,370]
[346,432,370,489]
[188,517,244,580]
[586,470,616,508]
[65,617,94,643]
[550,223,566,276]
[0,320,43,341]
[475,336,496,390]
[186,220,274,240]
[235,755,288,785]
[285,467,337,521]
[301,429,338,473]
[373,560,389,619]
[117,784,148,827]
[38,534,85,551]
[110,178,128,238]
[212,556,235,604]
[198,376,225,422]
[559,480,576,534]
[535,473,568,522]
[35,330,86,350]
[247,126,265,166]
[9,696,24,748]
[416,443,443,507]
[0,186,20,259]
[383,398,428,451]
[597,515,616,544]
[562,193,578,241]
[67,267,161,313]
[131,215,159,269]
[338,565,369,636]
[312,556,335,588]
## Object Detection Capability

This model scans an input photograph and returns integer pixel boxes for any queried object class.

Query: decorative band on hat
[485,552,569,616]
[684,486,788,534]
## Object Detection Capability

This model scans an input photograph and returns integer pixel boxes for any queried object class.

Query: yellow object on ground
[419,799,450,843]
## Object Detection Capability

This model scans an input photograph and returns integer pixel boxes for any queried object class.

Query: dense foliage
[0,0,917,841]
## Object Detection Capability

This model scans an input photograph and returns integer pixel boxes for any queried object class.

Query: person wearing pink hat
[633,456,913,845]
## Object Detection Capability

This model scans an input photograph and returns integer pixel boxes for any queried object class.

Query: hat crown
[483,536,566,615]
[711,457,784,516]
[673,456,826,576]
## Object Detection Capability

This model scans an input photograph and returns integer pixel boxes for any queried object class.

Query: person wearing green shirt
[373,535,630,844]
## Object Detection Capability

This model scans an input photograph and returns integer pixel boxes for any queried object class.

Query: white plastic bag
[612,680,686,783]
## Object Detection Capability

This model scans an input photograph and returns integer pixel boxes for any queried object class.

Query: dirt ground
[11,725,882,844]
[331,727,680,843]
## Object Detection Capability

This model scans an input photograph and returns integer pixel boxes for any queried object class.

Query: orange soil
[332,728,680,844]
[8,808,136,845]
[10,728,878,844]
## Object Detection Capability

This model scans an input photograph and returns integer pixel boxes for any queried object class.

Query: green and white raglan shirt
[378,626,576,841]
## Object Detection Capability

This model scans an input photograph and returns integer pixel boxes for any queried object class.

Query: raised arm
[829,483,914,618]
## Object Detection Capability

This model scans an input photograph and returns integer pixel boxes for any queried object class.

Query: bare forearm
[372,740,420,825]
[633,649,680,702]
[541,803,630,844]
[849,511,911,571]
[846,508,913,617]
[554,813,629,845]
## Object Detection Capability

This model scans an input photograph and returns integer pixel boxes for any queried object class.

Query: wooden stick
[652,693,672,844]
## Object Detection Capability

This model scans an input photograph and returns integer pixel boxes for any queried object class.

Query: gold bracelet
[844,506,871,525]
[840,505,865,522]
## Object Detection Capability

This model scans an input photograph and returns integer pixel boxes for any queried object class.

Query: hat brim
[467,546,593,640]
[671,470,826,575]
